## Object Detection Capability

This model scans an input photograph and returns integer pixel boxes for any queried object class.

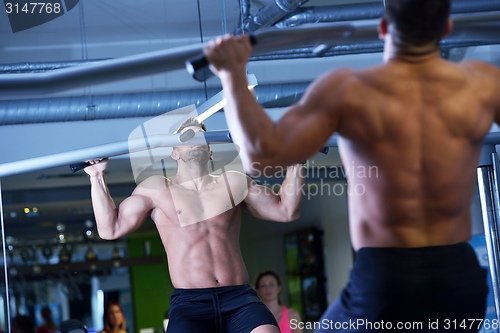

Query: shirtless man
[84,118,304,333]
[204,0,500,331]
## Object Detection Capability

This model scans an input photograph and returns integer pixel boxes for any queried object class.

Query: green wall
[128,231,173,333]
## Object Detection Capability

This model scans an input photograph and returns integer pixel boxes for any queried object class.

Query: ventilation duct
[0,82,309,125]
[0,60,108,74]
[274,0,500,28]
[275,3,383,28]
[238,0,311,33]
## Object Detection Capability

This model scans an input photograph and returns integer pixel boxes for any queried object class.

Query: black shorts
[166,284,278,333]
[316,242,488,332]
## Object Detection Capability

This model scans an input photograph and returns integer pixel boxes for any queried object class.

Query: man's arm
[464,60,500,126]
[241,164,304,222]
[85,159,154,240]
[490,64,500,126]
[204,34,349,174]
[288,308,303,333]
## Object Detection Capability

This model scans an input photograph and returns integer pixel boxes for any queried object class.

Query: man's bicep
[273,99,337,164]
[279,102,336,144]
[273,70,349,165]
[468,61,500,125]
[242,179,281,219]
[116,194,154,233]
[493,66,500,125]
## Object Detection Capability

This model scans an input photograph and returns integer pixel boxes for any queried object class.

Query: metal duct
[254,10,500,61]
[452,0,500,14]
[275,0,500,28]
[275,3,383,28]
[0,83,309,125]
[239,0,311,32]
[240,0,252,30]
[250,43,383,61]
[0,60,108,74]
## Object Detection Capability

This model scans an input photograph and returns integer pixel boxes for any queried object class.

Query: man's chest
[156,178,247,227]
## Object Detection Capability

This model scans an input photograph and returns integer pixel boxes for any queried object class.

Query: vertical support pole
[477,144,500,319]
[0,179,11,333]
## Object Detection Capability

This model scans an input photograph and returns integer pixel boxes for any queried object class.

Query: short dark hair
[174,117,206,134]
[384,0,451,46]
[254,270,283,305]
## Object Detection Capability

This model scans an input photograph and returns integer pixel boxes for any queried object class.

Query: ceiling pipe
[274,0,500,28]
[254,10,500,61]
[0,60,109,74]
[0,82,310,125]
[276,3,383,28]
[239,0,252,32]
[237,0,311,33]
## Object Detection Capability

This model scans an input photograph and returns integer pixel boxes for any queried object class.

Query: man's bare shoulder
[134,175,169,193]
[315,67,358,89]
[219,170,251,184]
[218,170,255,194]
[461,59,500,78]
[460,60,500,106]
[300,67,361,112]
[317,66,387,97]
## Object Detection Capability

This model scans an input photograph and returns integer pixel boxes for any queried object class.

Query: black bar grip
[70,162,91,173]
[300,148,329,165]
[70,130,194,173]
[319,147,329,155]
[186,34,257,82]
[186,55,212,82]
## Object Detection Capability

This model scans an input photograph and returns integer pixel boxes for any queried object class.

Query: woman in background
[36,307,58,333]
[100,301,126,333]
[255,270,303,333]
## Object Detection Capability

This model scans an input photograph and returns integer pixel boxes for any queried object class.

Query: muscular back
[334,58,500,250]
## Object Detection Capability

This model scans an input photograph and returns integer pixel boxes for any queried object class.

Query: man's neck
[173,164,212,190]
[383,34,442,64]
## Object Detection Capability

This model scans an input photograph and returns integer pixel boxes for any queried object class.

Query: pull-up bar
[0,130,339,178]
[2,129,500,178]
[0,21,373,97]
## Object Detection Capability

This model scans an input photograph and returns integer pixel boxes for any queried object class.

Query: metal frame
[477,148,500,319]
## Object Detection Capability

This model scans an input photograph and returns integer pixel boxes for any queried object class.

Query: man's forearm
[220,70,279,171]
[89,172,119,239]
[277,164,305,221]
